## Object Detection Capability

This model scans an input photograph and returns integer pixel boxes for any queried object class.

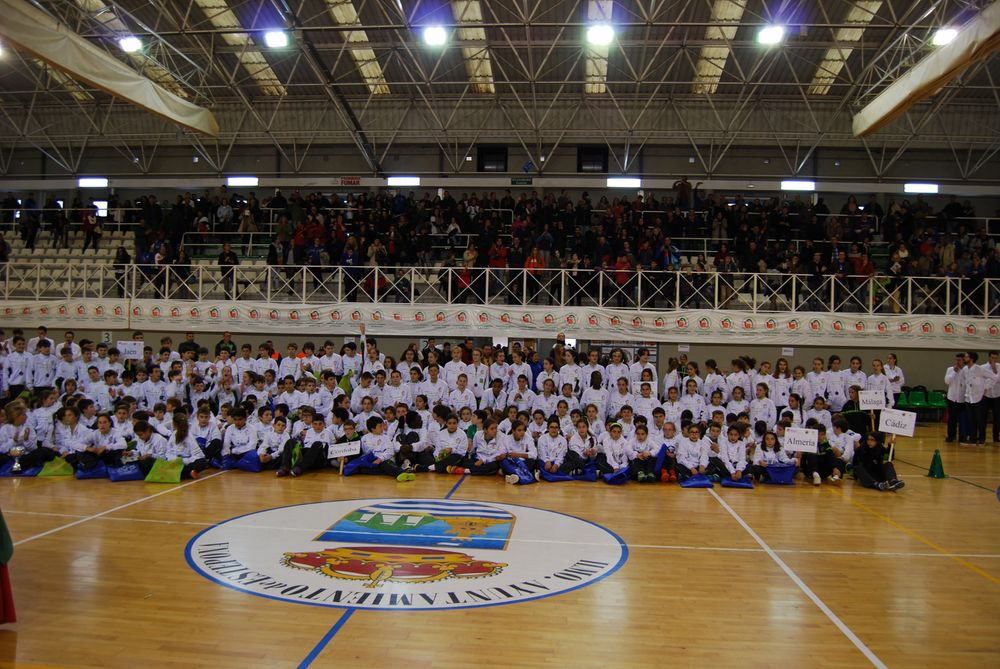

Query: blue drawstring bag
[108,462,145,482]
[765,463,797,485]
[653,444,669,475]
[75,461,109,480]
[343,451,378,476]
[209,456,224,469]
[539,468,577,482]
[0,459,42,477]
[221,454,241,470]
[236,450,263,473]
[602,467,630,485]
[680,474,713,488]
[501,457,536,485]
[571,462,599,482]
[721,476,754,489]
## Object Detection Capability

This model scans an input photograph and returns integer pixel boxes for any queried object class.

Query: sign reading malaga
[186,498,627,611]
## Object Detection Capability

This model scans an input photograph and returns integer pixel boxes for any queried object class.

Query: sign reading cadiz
[186,498,627,611]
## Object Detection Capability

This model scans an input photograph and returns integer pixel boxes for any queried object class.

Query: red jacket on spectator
[488,245,508,268]
[614,257,632,284]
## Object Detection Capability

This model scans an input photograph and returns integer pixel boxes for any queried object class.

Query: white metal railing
[2,261,1000,317]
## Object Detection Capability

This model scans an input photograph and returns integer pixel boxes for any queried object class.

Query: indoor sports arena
[1,1,999,667]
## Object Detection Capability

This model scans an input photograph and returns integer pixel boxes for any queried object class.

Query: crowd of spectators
[2,184,998,294]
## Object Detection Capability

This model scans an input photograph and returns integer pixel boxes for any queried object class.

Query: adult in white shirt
[55,332,82,360]
[983,351,1000,444]
[943,352,967,443]
[963,352,999,445]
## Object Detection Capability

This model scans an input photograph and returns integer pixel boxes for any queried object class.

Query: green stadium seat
[907,390,928,409]
[927,391,947,409]
[927,391,947,421]
[895,390,909,410]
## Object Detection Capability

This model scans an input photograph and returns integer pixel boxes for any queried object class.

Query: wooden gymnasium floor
[1,423,999,669]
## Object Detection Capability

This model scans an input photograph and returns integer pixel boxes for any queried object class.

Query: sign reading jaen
[186,498,627,611]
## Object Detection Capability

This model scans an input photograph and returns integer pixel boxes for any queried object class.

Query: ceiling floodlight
[423,26,447,46]
[78,177,109,188]
[264,31,289,48]
[118,36,142,53]
[932,28,957,46]
[757,25,785,45]
[587,24,615,46]
[606,177,641,188]
[781,180,816,191]
[904,182,938,194]
[227,176,259,187]
[387,176,420,187]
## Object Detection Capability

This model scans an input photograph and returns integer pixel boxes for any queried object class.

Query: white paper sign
[678,344,690,352]
[878,408,916,437]
[116,340,144,359]
[784,427,819,453]
[328,441,362,458]
[858,390,887,410]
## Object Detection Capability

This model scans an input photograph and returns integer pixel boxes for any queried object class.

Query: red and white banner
[2,299,1000,348]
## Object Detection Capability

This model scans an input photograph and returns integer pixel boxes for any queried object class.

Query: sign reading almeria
[186,498,627,611]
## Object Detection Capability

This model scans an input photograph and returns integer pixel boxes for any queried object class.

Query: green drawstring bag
[38,457,74,477]
[291,442,303,468]
[144,458,184,484]
[338,370,353,394]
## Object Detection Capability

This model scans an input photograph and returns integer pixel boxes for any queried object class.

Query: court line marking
[3,510,87,519]
[708,488,888,669]
[12,470,227,547]
[295,610,354,669]
[296,474,468,668]
[443,473,468,499]
[835,490,1000,589]
[894,458,997,493]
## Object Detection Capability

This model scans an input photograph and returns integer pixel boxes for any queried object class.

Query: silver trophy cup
[9,446,25,472]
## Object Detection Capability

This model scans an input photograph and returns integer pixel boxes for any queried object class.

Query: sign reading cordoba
[186,498,626,611]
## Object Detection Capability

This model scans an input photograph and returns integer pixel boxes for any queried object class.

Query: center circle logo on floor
[186,498,627,611]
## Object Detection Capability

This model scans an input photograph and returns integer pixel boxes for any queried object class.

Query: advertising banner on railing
[4,299,1000,349]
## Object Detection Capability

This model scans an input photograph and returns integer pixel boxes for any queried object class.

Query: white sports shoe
[505,474,520,485]
[812,472,822,486]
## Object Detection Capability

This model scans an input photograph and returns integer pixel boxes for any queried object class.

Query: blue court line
[296,609,355,669]
[295,473,468,666]
[443,473,468,499]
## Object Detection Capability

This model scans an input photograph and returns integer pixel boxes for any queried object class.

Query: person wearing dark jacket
[218,242,240,299]
[852,433,904,491]
[266,238,293,295]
